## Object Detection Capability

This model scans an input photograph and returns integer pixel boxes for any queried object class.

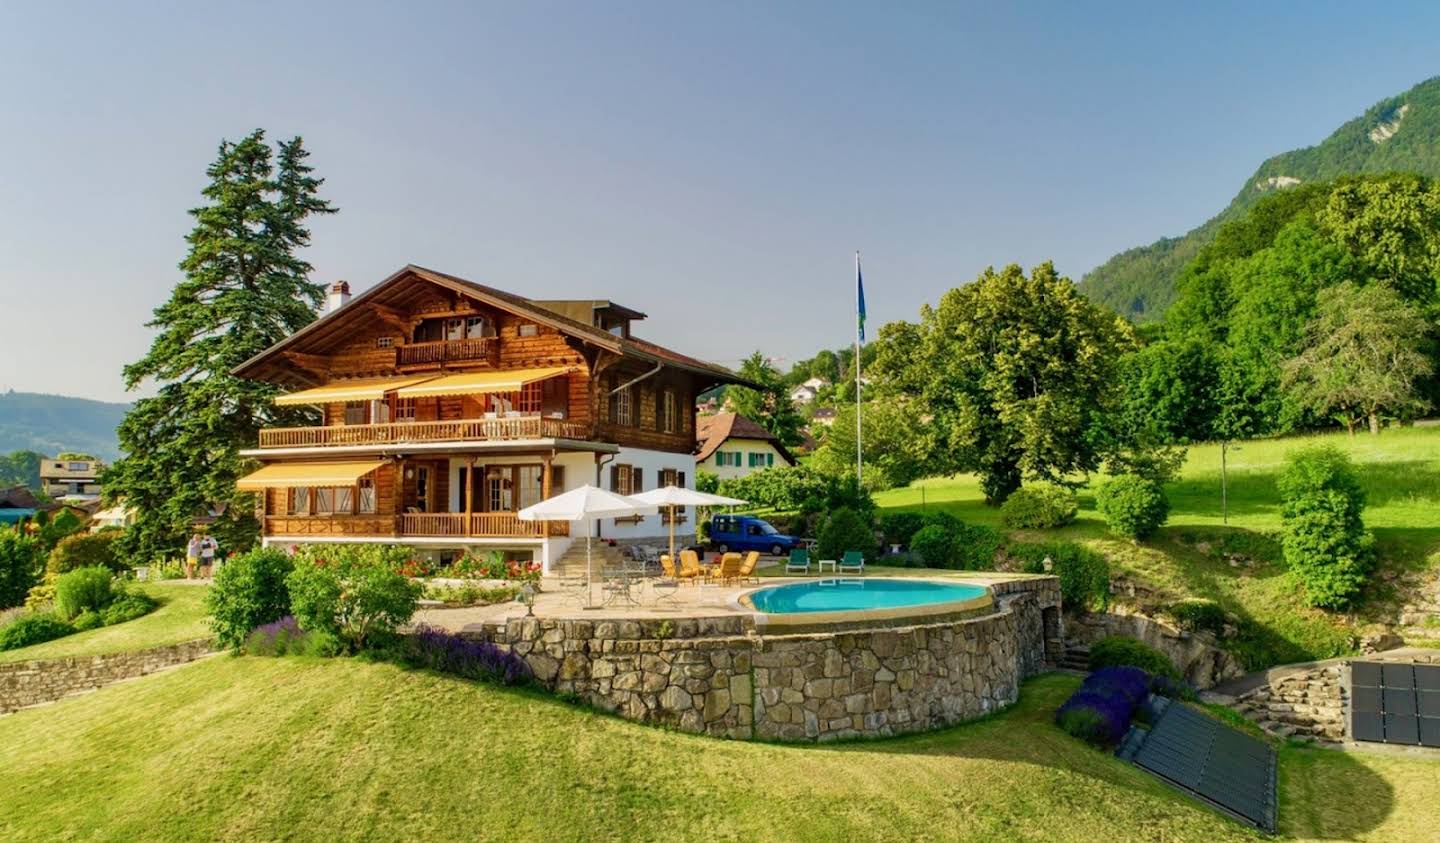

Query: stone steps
[550,543,624,579]
[1058,644,1090,672]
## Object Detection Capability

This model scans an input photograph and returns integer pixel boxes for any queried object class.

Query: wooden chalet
[233,266,750,571]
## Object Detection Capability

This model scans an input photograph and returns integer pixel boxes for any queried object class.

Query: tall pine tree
[106,131,336,561]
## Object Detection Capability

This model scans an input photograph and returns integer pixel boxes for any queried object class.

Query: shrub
[816,507,876,562]
[287,545,422,652]
[422,582,520,607]
[954,523,1005,570]
[72,609,105,631]
[241,615,336,657]
[1163,598,1229,636]
[47,532,125,577]
[101,591,158,626]
[0,531,45,610]
[1055,690,1134,747]
[53,566,115,621]
[1083,666,1151,705]
[0,612,74,651]
[1095,475,1169,540]
[1000,483,1078,529]
[401,626,532,685]
[1277,446,1373,609]
[207,547,295,649]
[1011,541,1110,610]
[879,512,926,548]
[1088,635,1180,679]
[23,582,55,611]
[1150,674,1198,702]
[36,509,84,551]
[909,524,956,568]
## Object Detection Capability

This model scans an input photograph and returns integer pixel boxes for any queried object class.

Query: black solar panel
[1350,661,1440,748]
[1129,701,1277,832]
[1416,665,1440,692]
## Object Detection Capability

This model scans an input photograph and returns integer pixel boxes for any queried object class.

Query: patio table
[817,559,838,573]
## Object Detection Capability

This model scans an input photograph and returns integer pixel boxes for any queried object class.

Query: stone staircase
[549,542,625,580]
[1058,644,1090,672]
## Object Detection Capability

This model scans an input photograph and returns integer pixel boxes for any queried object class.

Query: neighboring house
[695,412,797,481]
[39,456,104,500]
[810,407,838,427]
[0,485,45,525]
[231,265,751,572]
[788,384,818,404]
[90,504,135,532]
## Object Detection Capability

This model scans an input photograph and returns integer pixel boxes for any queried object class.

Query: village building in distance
[694,412,796,481]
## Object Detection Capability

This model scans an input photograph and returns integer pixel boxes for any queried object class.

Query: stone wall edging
[1065,610,1245,689]
[462,576,1061,742]
[0,638,215,714]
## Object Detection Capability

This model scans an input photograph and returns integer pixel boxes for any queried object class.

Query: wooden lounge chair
[737,551,760,583]
[712,552,743,584]
[679,550,703,583]
[659,553,678,579]
[785,548,810,574]
[839,550,866,575]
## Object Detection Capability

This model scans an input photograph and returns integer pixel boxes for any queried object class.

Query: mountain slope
[0,391,129,461]
[1083,75,1440,321]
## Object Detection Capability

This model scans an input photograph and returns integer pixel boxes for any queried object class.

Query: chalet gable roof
[232,265,754,389]
[695,412,796,466]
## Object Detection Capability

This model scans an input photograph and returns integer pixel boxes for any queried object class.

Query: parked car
[708,514,803,556]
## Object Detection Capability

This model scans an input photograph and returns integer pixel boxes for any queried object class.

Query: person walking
[185,533,203,579]
[198,532,219,578]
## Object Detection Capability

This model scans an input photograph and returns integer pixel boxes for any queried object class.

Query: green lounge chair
[785,548,810,574]
[839,550,865,575]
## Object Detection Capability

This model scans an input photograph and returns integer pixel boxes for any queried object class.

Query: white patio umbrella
[517,484,656,607]
[629,486,747,563]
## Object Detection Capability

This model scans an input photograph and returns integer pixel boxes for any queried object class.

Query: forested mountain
[1083,75,1440,321]
[0,391,129,461]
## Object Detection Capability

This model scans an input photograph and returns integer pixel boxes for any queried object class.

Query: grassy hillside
[0,656,1434,841]
[876,427,1440,666]
[0,391,128,462]
[0,582,209,664]
[1081,75,1440,321]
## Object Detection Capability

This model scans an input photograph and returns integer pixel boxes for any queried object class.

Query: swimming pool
[744,578,991,617]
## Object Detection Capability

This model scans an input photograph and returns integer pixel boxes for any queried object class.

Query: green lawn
[0,582,211,664]
[874,427,1440,667]
[0,656,1432,841]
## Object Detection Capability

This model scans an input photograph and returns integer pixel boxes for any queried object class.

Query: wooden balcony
[258,416,591,449]
[396,337,497,367]
[400,512,569,538]
[264,513,569,539]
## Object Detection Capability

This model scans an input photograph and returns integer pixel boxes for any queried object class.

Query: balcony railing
[264,513,569,539]
[258,416,591,449]
[401,512,569,538]
[396,337,496,367]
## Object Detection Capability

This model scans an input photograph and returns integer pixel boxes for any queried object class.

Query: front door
[485,466,513,512]
[415,466,431,512]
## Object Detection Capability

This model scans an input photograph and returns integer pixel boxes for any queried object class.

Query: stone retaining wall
[1234,651,1440,742]
[462,577,1060,741]
[1066,610,1244,689]
[0,638,214,714]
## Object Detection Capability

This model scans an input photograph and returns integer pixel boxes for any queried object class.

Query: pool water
[747,579,989,614]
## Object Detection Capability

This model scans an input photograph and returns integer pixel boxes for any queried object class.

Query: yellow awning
[273,376,438,406]
[392,366,573,399]
[236,461,383,490]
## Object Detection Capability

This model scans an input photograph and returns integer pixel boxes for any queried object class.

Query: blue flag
[856,254,866,343]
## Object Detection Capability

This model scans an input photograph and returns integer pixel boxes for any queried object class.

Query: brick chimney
[325,280,351,314]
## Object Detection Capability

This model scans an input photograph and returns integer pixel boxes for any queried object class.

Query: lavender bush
[242,616,312,656]
[402,625,532,686]
[1056,665,1155,748]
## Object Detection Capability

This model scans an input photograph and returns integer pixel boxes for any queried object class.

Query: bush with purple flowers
[1056,665,1157,748]
[400,625,532,686]
[241,615,336,657]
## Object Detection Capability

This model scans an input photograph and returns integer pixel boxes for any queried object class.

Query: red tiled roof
[695,412,796,465]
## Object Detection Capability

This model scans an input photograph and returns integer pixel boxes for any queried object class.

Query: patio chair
[839,550,866,575]
[785,548,810,574]
[679,550,704,584]
[659,553,678,579]
[737,551,761,584]
[712,552,743,585]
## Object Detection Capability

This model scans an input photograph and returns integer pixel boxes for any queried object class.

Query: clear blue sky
[2,1,1438,402]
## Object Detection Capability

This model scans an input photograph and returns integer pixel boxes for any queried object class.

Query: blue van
[708,514,802,556]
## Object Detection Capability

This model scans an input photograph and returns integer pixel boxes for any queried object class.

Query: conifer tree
[105,131,336,560]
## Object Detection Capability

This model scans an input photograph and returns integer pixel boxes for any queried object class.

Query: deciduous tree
[728,351,805,447]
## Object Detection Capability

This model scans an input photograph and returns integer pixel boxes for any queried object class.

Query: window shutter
[678,471,686,489]
[552,465,565,492]
[609,465,620,491]
[632,467,643,492]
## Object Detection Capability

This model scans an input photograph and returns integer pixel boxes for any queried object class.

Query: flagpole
[855,251,863,488]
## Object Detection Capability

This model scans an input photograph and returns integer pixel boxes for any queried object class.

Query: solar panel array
[1350,661,1440,747]
[1129,702,1277,832]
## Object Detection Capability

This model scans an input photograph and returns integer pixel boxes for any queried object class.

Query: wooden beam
[281,351,330,378]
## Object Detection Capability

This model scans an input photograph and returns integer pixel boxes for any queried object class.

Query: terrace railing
[396,337,497,367]
[258,416,591,449]
[264,513,569,539]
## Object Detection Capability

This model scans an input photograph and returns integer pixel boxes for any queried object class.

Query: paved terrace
[415,568,1055,632]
